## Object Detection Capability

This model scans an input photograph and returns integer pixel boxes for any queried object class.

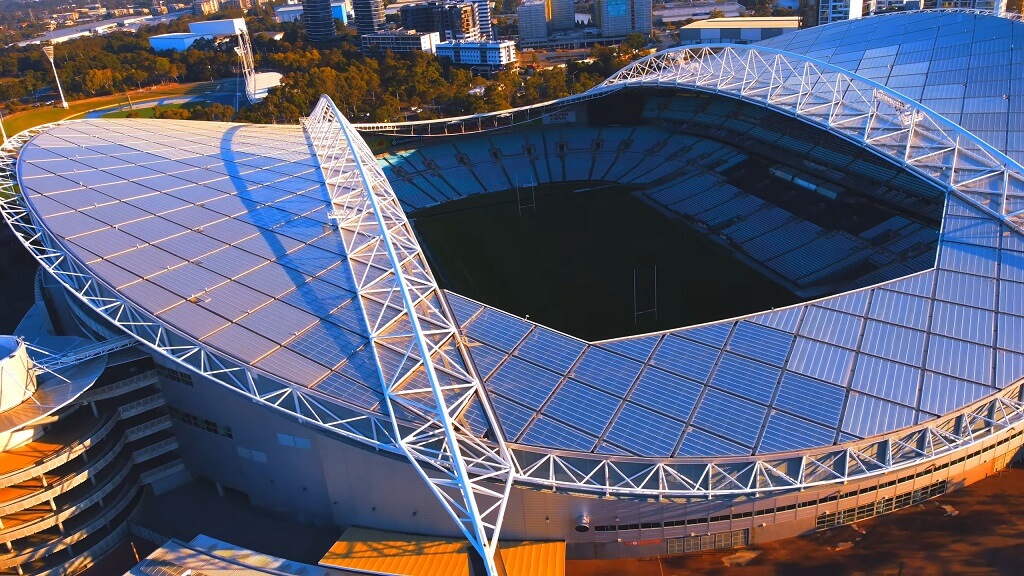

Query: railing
[138,459,186,485]
[0,471,145,568]
[132,438,179,463]
[125,416,173,442]
[0,453,133,548]
[82,370,160,402]
[0,417,118,490]
[0,433,127,517]
[34,523,130,576]
[33,335,137,372]
[116,394,166,419]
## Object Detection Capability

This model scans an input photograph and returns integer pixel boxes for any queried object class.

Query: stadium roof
[7,10,1024,469]
[759,10,1024,165]
[17,120,385,414]
[15,123,1024,460]
[452,191,1024,457]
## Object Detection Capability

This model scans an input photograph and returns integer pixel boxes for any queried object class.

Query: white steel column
[234,27,257,104]
[303,95,515,576]
[41,45,68,110]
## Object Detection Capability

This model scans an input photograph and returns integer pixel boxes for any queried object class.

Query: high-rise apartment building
[595,0,651,37]
[301,0,337,41]
[548,0,574,31]
[517,0,548,41]
[353,0,385,35]
[468,0,493,39]
[192,0,220,15]
[816,0,863,24]
[400,1,481,41]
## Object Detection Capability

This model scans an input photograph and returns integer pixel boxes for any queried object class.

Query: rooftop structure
[127,534,328,575]
[361,29,441,53]
[653,1,743,23]
[148,31,206,51]
[275,2,349,24]
[436,39,518,70]
[400,1,481,42]
[302,0,338,41]
[678,16,800,45]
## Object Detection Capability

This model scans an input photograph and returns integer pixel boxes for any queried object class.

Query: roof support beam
[303,95,515,576]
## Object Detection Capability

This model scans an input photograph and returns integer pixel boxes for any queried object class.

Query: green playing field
[411,182,800,342]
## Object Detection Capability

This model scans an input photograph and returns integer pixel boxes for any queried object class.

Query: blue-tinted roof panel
[627,367,702,421]
[708,353,780,405]
[542,380,620,436]
[727,322,793,367]
[516,328,586,374]
[690,389,768,448]
[604,403,685,457]
[569,347,643,397]
[485,357,563,410]
[650,336,720,383]
[773,373,846,427]
[759,412,837,453]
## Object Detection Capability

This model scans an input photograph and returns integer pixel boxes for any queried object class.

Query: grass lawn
[2,81,216,136]
[100,102,188,119]
[101,107,159,119]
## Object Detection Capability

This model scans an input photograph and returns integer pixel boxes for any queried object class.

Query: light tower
[41,44,69,109]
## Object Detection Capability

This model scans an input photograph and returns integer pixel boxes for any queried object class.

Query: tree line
[1,6,648,123]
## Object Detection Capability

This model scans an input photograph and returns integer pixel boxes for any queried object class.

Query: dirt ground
[568,465,1024,576]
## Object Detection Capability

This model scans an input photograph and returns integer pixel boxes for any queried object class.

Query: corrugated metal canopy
[319,527,565,576]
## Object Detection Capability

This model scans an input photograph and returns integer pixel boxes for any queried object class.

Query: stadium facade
[1,9,1024,576]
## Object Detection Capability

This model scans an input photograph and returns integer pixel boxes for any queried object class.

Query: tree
[153,105,192,119]
[189,102,235,121]
[709,9,726,18]
[622,33,646,53]
[82,68,114,96]
[371,94,401,122]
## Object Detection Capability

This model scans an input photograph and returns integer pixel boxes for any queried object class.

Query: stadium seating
[378,121,937,292]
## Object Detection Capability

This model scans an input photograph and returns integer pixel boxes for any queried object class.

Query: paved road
[84,79,243,118]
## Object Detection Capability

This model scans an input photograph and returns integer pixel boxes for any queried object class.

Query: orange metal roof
[320,527,565,576]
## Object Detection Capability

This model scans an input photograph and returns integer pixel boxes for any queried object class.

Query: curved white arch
[597,44,1024,230]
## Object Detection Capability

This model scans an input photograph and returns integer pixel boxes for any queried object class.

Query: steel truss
[597,44,1024,231]
[0,125,403,460]
[877,8,1023,20]
[509,379,1024,497]
[303,95,515,575]
[233,26,259,105]
[352,90,607,136]
[31,335,137,372]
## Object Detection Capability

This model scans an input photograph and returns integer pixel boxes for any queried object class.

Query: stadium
[1,9,1024,576]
